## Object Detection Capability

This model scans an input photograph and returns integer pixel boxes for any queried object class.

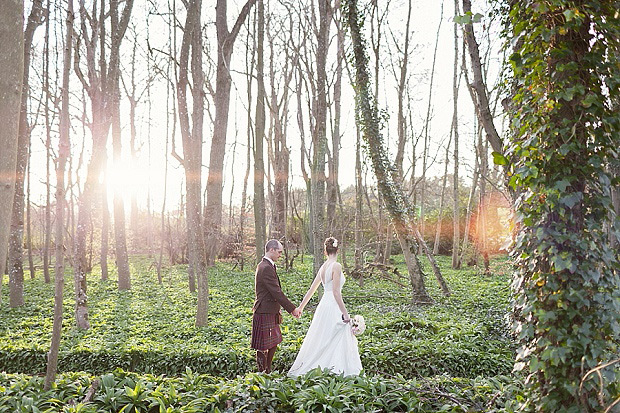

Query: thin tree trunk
[8,0,44,307]
[327,7,345,235]
[459,123,480,265]
[109,0,133,290]
[451,0,461,269]
[461,0,502,156]
[45,0,72,389]
[205,0,257,265]
[43,2,52,284]
[253,0,266,262]
[433,137,451,255]
[176,0,209,326]
[26,139,35,279]
[100,157,109,281]
[346,0,433,303]
[354,123,363,270]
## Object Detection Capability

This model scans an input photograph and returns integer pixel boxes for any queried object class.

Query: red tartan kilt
[251,313,283,351]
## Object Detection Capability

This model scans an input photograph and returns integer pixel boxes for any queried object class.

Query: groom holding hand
[251,239,300,373]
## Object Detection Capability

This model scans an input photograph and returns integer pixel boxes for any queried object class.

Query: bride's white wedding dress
[288,261,362,376]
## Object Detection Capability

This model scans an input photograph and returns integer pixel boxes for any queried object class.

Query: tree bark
[310,0,331,275]
[177,0,209,326]
[451,0,461,269]
[253,0,267,263]
[45,0,72,389]
[345,0,433,303]
[109,0,133,290]
[205,0,257,265]
[42,2,52,284]
[461,0,502,155]
[8,0,44,307]
[0,0,25,303]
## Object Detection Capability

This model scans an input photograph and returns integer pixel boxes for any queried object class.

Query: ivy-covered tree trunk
[506,1,620,410]
[344,0,432,304]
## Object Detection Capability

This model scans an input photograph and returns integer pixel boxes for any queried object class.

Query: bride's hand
[341,314,351,323]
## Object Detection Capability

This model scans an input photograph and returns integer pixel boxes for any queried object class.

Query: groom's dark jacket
[253,258,295,314]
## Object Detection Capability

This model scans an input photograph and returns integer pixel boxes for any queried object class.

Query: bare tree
[175,0,209,326]
[253,0,267,263]
[45,0,73,389]
[204,0,257,264]
[451,0,460,269]
[345,0,433,303]
[8,0,45,307]
[0,0,25,303]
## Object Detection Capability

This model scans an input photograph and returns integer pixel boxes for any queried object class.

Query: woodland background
[0,0,618,411]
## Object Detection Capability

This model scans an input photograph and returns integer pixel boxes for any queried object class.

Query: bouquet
[351,315,366,336]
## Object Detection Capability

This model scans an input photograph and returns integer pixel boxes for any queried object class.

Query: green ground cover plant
[0,368,523,412]
[0,255,522,411]
[0,256,514,379]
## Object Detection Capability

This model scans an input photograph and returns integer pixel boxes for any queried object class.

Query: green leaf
[492,151,508,166]
[562,9,576,21]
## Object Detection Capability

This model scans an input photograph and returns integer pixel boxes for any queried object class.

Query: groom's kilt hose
[251,312,283,351]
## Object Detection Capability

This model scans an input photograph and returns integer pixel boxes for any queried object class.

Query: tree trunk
[8,0,44,307]
[433,137,451,255]
[345,0,433,303]
[310,0,331,275]
[326,8,345,235]
[451,0,461,269]
[45,0,72,389]
[253,0,267,263]
[177,0,209,326]
[354,123,363,270]
[205,0,257,265]
[43,4,52,284]
[459,123,480,265]
[100,154,110,281]
[109,0,133,290]
[26,140,35,279]
[461,0,502,156]
[0,0,25,304]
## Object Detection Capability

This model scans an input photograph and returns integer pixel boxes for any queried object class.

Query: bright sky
[26,0,504,215]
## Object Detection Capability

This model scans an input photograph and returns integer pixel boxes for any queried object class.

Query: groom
[251,239,300,373]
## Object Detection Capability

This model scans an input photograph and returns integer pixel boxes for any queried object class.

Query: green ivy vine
[501,0,620,411]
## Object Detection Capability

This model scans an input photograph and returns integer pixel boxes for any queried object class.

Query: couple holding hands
[251,238,362,376]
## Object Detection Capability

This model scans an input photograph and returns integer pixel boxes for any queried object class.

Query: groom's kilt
[251,312,282,351]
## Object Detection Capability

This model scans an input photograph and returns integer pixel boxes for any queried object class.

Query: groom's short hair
[265,239,281,254]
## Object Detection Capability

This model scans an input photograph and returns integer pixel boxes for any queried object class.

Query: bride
[289,237,362,376]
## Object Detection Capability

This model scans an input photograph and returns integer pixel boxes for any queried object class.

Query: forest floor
[0,254,524,412]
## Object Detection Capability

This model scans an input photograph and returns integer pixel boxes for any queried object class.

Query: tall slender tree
[45,0,73,389]
[204,0,256,264]
[176,0,209,326]
[0,0,25,302]
[8,0,45,308]
[344,0,432,303]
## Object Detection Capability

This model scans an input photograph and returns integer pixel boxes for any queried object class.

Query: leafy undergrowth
[0,255,515,380]
[0,368,524,412]
[0,254,519,410]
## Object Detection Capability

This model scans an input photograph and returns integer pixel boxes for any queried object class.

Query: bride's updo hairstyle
[324,237,339,255]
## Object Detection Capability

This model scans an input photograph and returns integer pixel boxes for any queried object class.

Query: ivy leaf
[473,13,483,23]
[551,255,571,272]
[492,151,508,166]
[554,180,570,192]
[563,9,576,21]
[560,192,582,208]
[581,94,597,108]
